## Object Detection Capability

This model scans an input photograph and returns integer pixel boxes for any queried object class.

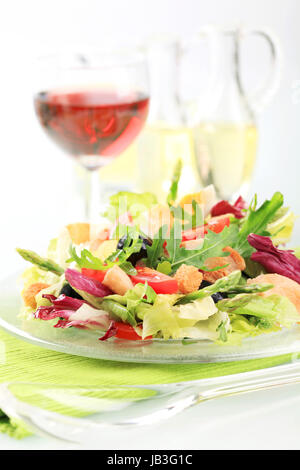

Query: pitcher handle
[241,27,282,113]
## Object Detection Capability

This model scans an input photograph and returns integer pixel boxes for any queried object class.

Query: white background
[0,0,300,450]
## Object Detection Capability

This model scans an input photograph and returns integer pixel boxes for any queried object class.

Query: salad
[17,161,300,345]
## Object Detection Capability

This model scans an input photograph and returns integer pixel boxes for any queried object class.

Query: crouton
[202,246,245,283]
[174,264,203,294]
[102,265,133,295]
[67,223,90,245]
[22,282,50,309]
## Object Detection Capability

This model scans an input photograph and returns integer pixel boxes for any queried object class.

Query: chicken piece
[102,265,133,295]
[89,227,110,253]
[22,282,50,309]
[67,223,90,245]
[202,246,246,283]
[247,273,300,314]
[174,264,203,294]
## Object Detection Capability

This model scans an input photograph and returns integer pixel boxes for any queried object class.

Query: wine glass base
[79,155,115,171]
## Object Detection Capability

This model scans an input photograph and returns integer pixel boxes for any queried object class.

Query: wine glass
[33,48,150,221]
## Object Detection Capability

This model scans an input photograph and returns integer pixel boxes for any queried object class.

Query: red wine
[34,88,149,159]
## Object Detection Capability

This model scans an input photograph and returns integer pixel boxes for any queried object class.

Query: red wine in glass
[34,88,149,167]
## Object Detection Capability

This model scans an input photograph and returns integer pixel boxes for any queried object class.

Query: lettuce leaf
[21,266,59,289]
[100,283,157,326]
[141,295,181,340]
[180,311,230,341]
[177,296,217,322]
[228,313,281,338]
[294,247,300,259]
[104,191,157,223]
[35,276,66,308]
[140,295,220,340]
[217,293,299,328]
[50,228,73,268]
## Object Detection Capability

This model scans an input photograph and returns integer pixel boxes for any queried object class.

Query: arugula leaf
[166,220,239,271]
[106,235,143,265]
[167,159,182,206]
[68,232,142,275]
[146,225,167,268]
[67,246,106,270]
[234,192,284,257]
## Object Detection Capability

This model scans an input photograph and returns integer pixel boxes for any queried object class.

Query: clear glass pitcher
[136,36,199,201]
[137,28,281,202]
[181,27,282,200]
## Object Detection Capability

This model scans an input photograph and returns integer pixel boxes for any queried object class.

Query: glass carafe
[185,27,281,200]
[136,38,199,202]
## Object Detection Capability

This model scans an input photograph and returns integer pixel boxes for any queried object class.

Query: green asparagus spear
[167,158,182,206]
[175,270,242,305]
[225,284,274,295]
[16,248,64,276]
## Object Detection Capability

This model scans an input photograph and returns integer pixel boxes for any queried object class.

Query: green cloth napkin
[0,328,297,440]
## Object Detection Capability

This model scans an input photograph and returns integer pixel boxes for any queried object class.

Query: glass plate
[1,273,300,364]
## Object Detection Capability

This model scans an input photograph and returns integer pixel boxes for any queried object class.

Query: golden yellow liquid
[99,141,138,186]
[193,122,258,199]
[136,124,199,202]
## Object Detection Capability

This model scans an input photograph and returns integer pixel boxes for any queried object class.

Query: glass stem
[85,167,102,222]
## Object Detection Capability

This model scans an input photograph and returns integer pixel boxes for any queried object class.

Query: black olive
[117,235,152,265]
[200,280,212,289]
[59,283,83,300]
[211,292,224,303]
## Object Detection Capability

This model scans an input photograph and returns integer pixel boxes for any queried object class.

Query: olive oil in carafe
[193,122,258,200]
[136,124,199,202]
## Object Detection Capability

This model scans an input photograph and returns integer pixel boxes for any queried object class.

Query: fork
[1,359,300,444]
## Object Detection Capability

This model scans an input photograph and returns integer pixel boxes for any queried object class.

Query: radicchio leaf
[65,268,112,297]
[42,294,85,310]
[211,196,247,219]
[98,321,118,341]
[35,294,110,330]
[248,234,300,284]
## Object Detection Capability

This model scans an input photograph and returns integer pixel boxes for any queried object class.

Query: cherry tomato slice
[82,268,108,283]
[114,322,151,340]
[204,215,230,234]
[131,267,178,294]
[181,216,230,241]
